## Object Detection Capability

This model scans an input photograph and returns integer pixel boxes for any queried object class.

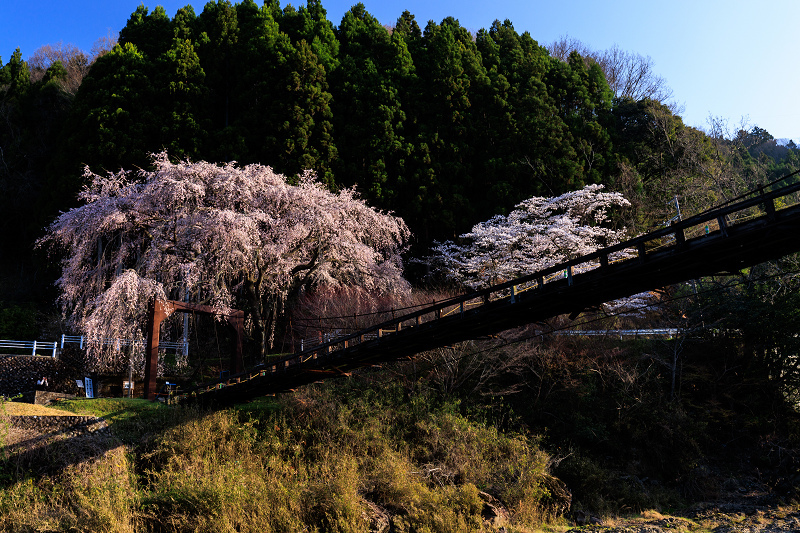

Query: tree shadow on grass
[0,402,202,488]
[1,416,118,486]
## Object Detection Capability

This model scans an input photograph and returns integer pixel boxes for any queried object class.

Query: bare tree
[90,31,118,61]
[26,33,117,95]
[598,44,672,102]
[27,42,90,95]
[549,36,673,103]
[547,35,593,62]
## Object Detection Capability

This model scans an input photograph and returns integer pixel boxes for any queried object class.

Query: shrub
[0,302,38,340]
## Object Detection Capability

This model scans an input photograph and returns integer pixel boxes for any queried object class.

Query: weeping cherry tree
[39,153,411,371]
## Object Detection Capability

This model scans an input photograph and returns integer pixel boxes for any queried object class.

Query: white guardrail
[3,329,675,358]
[0,336,188,358]
[553,328,679,338]
[298,328,681,351]
[0,339,59,357]
[60,335,188,354]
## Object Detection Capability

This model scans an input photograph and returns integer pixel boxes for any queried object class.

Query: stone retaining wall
[8,415,109,436]
[34,390,76,405]
[0,348,84,402]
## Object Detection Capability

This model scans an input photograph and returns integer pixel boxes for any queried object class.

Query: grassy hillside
[1,330,799,532]
[1,377,568,532]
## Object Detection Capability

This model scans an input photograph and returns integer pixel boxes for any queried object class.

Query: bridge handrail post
[637,242,647,261]
[718,215,729,237]
[760,184,777,221]
[671,220,685,245]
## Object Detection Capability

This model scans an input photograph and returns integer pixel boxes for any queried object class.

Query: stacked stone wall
[7,415,109,436]
[0,347,85,402]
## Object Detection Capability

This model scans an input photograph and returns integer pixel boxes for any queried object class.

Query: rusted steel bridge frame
[143,299,244,400]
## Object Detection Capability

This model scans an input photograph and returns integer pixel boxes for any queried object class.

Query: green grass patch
[49,397,181,443]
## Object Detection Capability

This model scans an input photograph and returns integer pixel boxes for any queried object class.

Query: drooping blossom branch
[39,152,411,370]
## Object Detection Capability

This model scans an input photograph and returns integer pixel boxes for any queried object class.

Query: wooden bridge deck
[182,180,800,405]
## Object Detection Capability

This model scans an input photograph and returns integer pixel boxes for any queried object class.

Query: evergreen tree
[275,0,339,74]
[543,50,615,190]
[231,0,294,168]
[64,42,157,174]
[0,49,74,282]
[474,21,571,214]
[172,4,198,41]
[118,5,174,61]
[399,17,491,241]
[281,39,337,185]
[197,0,240,153]
[394,10,422,43]
[331,3,413,207]
[1,49,31,101]
[156,36,207,160]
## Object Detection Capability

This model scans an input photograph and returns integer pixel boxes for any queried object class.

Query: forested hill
[1,0,798,272]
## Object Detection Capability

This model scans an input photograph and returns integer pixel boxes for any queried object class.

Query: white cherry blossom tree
[425,185,632,289]
[39,153,411,370]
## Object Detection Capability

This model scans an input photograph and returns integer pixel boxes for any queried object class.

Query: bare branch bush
[287,286,460,347]
[90,32,118,61]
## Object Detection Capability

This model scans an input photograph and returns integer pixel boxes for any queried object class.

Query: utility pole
[182,284,189,364]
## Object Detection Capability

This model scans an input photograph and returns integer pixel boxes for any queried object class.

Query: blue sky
[2,0,798,142]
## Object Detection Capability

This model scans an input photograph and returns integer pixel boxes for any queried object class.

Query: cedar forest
[2,0,800,529]
[2,0,797,267]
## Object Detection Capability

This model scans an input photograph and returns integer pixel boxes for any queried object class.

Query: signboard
[84,377,94,399]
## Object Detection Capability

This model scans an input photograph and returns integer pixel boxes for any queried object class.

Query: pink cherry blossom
[426,185,632,289]
[424,185,651,315]
[39,153,411,370]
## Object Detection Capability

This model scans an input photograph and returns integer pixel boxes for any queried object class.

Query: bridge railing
[275,178,800,368]
[183,176,800,396]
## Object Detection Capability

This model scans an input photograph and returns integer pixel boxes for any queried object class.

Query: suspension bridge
[173,177,800,405]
